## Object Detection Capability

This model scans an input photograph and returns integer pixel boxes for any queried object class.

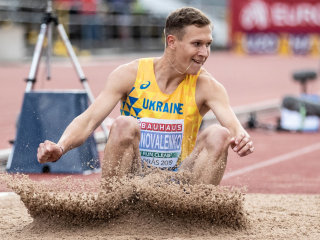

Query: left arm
[196,71,254,157]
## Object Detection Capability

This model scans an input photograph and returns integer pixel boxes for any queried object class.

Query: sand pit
[1,172,320,239]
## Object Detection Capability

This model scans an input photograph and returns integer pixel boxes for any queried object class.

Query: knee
[109,116,140,145]
[201,125,230,150]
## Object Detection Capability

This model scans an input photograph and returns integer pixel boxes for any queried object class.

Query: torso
[120,58,203,170]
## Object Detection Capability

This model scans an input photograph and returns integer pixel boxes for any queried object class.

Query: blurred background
[0,0,228,60]
[0,0,319,59]
[1,0,319,59]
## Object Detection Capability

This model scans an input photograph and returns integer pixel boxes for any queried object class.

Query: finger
[237,141,250,156]
[234,137,251,152]
[38,142,53,162]
[44,140,53,144]
[229,137,236,148]
[45,141,53,152]
[37,146,41,158]
[232,134,246,151]
[237,140,253,155]
[37,152,41,163]
[38,152,46,164]
[38,142,44,152]
[44,140,56,152]
[239,145,254,157]
[39,154,48,164]
[234,133,245,145]
[41,151,57,163]
[39,144,47,159]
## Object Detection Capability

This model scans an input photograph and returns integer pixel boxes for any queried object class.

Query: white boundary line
[0,192,16,198]
[223,142,320,180]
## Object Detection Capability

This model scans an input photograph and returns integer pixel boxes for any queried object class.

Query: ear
[167,35,176,49]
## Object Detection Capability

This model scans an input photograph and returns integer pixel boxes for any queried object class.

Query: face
[169,25,212,75]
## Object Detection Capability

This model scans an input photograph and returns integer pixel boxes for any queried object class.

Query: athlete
[37,7,254,185]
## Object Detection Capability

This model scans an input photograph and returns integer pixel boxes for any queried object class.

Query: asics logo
[140,81,151,89]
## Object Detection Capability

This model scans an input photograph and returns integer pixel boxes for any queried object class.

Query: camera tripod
[25,0,109,139]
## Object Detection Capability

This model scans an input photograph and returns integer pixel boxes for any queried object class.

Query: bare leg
[101,116,141,180]
[179,124,230,185]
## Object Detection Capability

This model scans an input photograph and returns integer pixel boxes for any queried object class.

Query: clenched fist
[37,140,64,163]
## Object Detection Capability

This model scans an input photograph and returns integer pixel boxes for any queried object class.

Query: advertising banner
[230,0,320,55]
[231,0,320,33]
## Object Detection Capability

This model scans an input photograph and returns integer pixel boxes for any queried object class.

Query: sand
[0,172,319,239]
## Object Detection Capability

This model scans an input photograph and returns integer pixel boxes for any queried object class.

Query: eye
[193,42,201,47]
[206,42,212,48]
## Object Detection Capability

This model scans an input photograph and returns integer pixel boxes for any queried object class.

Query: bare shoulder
[196,68,229,115]
[109,59,139,82]
[104,59,140,96]
[197,68,227,100]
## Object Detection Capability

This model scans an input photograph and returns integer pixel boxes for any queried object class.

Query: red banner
[231,0,320,34]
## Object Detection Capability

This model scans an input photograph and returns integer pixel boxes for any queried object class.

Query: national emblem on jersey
[120,87,142,118]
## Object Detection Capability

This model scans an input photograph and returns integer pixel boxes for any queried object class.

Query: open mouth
[192,59,203,65]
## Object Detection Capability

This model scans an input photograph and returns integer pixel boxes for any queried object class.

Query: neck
[167,57,192,75]
[156,55,187,80]
[154,56,186,94]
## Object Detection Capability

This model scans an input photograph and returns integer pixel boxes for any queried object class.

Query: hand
[230,133,254,157]
[37,140,64,164]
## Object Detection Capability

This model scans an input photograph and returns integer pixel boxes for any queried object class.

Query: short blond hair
[165,7,211,41]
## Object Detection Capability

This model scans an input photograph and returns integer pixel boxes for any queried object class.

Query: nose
[198,45,209,57]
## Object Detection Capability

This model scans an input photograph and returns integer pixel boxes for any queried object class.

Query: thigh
[102,116,142,178]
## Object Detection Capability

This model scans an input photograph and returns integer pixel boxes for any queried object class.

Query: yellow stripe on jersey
[121,58,202,168]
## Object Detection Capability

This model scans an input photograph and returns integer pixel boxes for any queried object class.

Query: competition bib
[138,118,184,168]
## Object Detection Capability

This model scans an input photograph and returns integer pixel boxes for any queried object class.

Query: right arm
[37,60,139,163]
